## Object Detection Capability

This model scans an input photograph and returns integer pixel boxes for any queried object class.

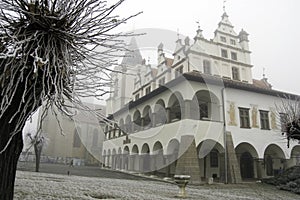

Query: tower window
[232,67,240,80]
[145,86,151,95]
[221,49,228,58]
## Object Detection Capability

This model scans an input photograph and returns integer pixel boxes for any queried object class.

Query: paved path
[17,162,151,181]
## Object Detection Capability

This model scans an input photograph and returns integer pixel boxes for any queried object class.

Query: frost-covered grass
[14,171,299,200]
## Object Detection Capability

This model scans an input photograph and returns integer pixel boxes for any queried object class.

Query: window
[145,86,151,95]
[175,66,183,78]
[231,52,237,61]
[135,93,140,100]
[220,36,227,43]
[260,110,270,130]
[239,108,250,128]
[203,60,211,74]
[221,49,228,58]
[232,67,240,80]
[158,77,165,86]
[210,150,219,167]
[230,39,236,45]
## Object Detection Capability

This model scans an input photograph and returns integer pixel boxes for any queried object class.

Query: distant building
[103,12,300,183]
[24,103,106,166]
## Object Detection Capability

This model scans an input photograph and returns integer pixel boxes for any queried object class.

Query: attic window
[145,86,151,95]
[232,67,240,80]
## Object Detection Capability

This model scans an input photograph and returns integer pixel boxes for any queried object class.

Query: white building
[104,12,300,183]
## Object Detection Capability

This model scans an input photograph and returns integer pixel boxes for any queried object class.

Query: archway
[131,145,140,171]
[133,110,142,132]
[264,144,286,176]
[141,143,150,172]
[240,152,254,179]
[166,139,180,177]
[143,106,152,129]
[122,146,130,170]
[153,141,164,174]
[154,99,167,126]
[167,92,184,122]
[197,140,225,181]
[235,143,259,179]
[191,90,221,121]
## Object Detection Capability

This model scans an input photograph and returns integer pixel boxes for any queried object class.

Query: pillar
[175,135,201,184]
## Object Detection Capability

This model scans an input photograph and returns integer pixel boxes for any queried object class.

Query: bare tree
[25,132,47,172]
[276,95,300,148]
[0,0,140,199]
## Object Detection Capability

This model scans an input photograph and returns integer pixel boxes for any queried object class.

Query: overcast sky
[116,0,300,95]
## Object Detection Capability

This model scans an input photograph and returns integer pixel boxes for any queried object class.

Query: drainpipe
[221,87,228,184]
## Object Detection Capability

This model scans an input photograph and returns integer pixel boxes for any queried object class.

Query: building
[23,103,106,166]
[103,12,300,183]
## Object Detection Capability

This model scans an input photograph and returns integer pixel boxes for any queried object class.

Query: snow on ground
[15,171,299,200]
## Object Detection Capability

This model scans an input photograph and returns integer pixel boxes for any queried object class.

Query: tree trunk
[34,143,42,172]
[0,119,24,200]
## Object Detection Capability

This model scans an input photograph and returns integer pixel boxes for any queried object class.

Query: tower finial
[223,0,227,13]
[196,21,200,30]
[263,67,266,79]
[177,28,179,40]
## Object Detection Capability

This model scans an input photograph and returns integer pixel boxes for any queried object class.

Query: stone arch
[264,144,286,176]
[154,99,167,126]
[235,142,259,179]
[133,110,142,132]
[122,146,130,170]
[152,141,164,173]
[191,90,221,121]
[153,141,163,154]
[141,143,150,154]
[142,105,153,129]
[167,92,184,122]
[132,144,139,154]
[290,145,300,166]
[141,143,150,172]
[131,144,140,171]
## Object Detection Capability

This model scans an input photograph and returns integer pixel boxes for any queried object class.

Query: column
[183,100,191,119]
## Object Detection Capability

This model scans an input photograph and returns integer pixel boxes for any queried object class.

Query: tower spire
[223,0,227,13]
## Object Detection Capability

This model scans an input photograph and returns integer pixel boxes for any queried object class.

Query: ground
[15,162,300,200]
